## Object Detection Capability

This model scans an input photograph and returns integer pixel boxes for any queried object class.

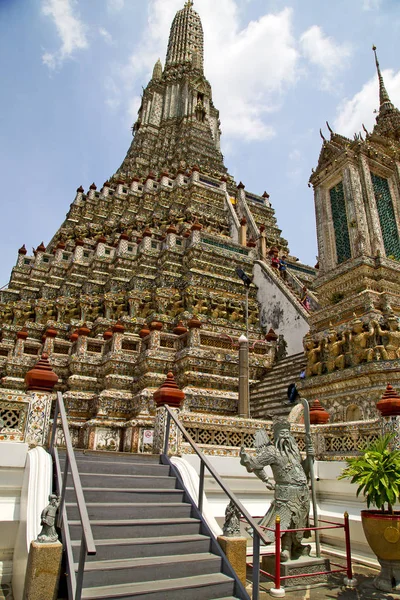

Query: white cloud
[110,0,299,143]
[334,69,400,137]
[99,27,113,45]
[300,25,352,92]
[107,0,124,11]
[41,0,88,70]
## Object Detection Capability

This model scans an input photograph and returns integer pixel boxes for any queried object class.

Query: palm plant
[339,433,400,514]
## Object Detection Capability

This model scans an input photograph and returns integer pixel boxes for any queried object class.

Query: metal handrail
[49,391,96,600]
[163,405,270,600]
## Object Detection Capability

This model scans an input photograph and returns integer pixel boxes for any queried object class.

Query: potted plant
[339,433,400,592]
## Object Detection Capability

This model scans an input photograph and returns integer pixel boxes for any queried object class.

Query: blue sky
[1,0,400,285]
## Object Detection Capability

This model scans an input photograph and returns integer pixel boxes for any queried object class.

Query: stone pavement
[246,564,400,599]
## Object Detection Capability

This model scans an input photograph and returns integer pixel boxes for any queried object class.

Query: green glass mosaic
[202,237,249,255]
[371,173,400,260]
[329,181,351,264]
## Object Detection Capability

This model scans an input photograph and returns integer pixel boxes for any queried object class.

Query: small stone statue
[276,334,288,361]
[36,494,60,544]
[222,500,241,537]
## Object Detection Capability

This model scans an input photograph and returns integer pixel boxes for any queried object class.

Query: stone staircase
[62,450,248,600]
[250,352,305,420]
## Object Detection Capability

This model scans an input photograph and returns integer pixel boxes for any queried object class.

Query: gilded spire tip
[372,44,393,113]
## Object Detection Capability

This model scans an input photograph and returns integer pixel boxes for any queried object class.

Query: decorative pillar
[160,170,170,187]
[76,323,90,355]
[377,384,400,450]
[14,327,28,357]
[101,180,110,198]
[238,334,249,418]
[153,372,184,455]
[189,220,202,246]
[16,244,27,267]
[140,227,152,252]
[149,320,162,351]
[130,176,140,193]
[187,316,201,347]
[175,167,185,187]
[191,164,200,183]
[43,326,57,355]
[53,241,66,264]
[111,321,125,352]
[117,232,129,256]
[87,182,97,200]
[24,353,58,446]
[220,174,227,192]
[73,239,85,262]
[239,217,247,247]
[96,235,107,258]
[74,185,84,204]
[259,225,267,260]
[144,172,156,192]
[34,242,46,267]
[166,224,177,249]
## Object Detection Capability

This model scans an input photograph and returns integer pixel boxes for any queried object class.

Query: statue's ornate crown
[272,418,291,437]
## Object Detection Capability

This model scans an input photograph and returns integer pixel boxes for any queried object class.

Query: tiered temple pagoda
[0,1,312,450]
[302,46,400,422]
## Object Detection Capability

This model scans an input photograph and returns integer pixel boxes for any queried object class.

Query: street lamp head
[235,267,252,288]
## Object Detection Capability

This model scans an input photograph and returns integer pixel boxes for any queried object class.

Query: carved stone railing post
[24,353,58,446]
[153,372,184,455]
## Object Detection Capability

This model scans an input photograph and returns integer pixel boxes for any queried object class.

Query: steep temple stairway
[250,352,305,420]
[62,450,248,600]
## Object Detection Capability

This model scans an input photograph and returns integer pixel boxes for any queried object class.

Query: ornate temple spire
[166,0,204,72]
[371,45,400,139]
[372,45,394,115]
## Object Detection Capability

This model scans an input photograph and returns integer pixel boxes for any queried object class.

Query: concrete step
[72,534,212,562]
[69,518,202,541]
[80,572,236,600]
[66,487,185,504]
[66,502,193,521]
[79,553,222,587]
[60,450,161,463]
[78,473,177,489]
[62,459,170,476]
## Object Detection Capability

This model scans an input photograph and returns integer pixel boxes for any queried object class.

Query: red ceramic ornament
[309,399,330,424]
[377,384,400,417]
[25,353,59,392]
[154,372,184,408]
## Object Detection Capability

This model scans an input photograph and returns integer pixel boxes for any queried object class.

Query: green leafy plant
[339,433,400,514]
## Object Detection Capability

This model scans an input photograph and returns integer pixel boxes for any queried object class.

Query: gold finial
[184,0,194,7]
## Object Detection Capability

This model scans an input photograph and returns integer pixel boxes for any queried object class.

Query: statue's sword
[300,396,321,558]
[288,383,321,557]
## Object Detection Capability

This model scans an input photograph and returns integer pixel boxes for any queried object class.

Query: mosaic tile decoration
[371,172,400,260]
[330,181,351,264]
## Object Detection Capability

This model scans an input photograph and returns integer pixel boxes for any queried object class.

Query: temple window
[371,173,400,260]
[329,181,351,264]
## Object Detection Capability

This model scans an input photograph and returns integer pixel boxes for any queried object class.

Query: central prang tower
[118,0,227,180]
[0,1,307,452]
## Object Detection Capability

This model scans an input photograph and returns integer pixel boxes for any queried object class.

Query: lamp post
[235,268,252,418]
[235,267,251,339]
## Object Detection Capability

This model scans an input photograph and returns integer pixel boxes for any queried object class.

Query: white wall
[0,443,28,586]
[253,261,309,356]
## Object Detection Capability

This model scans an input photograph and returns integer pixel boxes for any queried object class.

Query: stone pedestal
[375,558,400,592]
[262,555,331,588]
[23,540,62,600]
[217,535,247,586]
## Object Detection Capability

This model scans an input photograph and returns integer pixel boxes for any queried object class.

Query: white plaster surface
[253,260,309,355]
[12,446,52,600]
